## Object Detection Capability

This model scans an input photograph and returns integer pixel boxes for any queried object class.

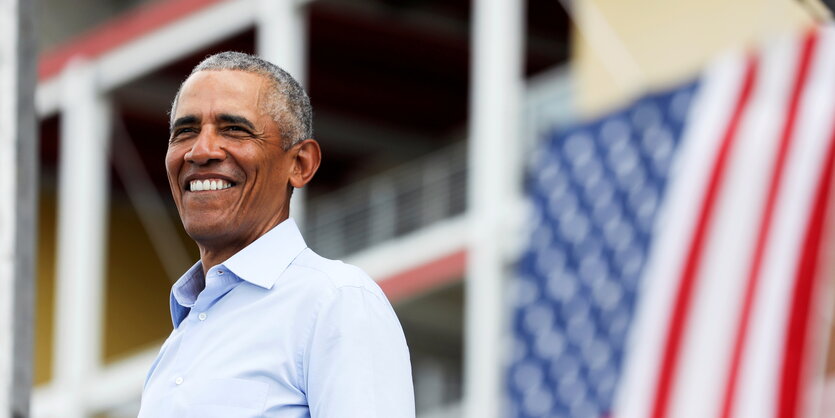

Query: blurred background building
[32,0,571,416]
[26,0,835,416]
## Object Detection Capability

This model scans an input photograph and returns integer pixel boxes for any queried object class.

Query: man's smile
[188,178,235,192]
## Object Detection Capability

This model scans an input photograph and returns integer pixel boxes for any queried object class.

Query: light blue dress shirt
[138,218,415,417]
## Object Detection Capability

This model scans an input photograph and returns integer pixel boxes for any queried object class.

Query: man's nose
[184,128,226,165]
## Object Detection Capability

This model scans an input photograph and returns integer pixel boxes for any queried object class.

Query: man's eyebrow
[171,115,199,132]
[217,114,256,130]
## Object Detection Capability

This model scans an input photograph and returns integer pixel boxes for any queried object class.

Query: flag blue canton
[508,82,700,418]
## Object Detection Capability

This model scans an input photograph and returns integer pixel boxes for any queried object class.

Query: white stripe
[670,32,796,418]
[612,50,747,418]
[735,28,835,418]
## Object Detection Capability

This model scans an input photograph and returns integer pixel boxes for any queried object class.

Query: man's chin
[182,220,231,244]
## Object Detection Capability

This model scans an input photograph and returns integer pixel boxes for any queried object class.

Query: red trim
[38,0,225,81]
[378,250,466,304]
[720,30,818,418]
[651,58,758,418]
[777,89,835,418]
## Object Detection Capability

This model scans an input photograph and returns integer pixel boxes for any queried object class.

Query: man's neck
[194,216,290,276]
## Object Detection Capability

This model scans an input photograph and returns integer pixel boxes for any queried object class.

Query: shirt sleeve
[304,285,415,418]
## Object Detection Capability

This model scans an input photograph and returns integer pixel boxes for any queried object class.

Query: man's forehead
[174,70,272,118]
[179,71,268,103]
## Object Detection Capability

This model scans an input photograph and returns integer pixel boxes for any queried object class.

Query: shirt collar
[168,218,307,328]
[169,260,203,327]
[220,217,307,290]
[171,260,204,309]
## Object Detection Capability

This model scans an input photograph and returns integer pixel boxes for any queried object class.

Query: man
[138,51,415,417]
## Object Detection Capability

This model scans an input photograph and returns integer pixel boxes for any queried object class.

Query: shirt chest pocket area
[184,378,269,418]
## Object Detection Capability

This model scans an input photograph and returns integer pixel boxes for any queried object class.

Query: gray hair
[169,51,312,149]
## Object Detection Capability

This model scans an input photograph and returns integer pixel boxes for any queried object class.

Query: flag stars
[512,83,697,415]
[523,303,555,335]
[631,101,662,130]
[600,117,631,147]
[546,271,578,302]
[534,329,566,358]
[564,132,596,165]
[669,89,694,121]
[523,387,555,416]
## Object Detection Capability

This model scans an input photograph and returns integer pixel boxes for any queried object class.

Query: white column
[53,60,111,418]
[0,17,17,413]
[464,0,525,417]
[0,0,36,416]
[256,0,310,229]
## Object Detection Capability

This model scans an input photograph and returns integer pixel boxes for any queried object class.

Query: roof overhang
[37,0,263,117]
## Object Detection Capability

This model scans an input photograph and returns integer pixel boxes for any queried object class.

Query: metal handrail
[306,141,468,259]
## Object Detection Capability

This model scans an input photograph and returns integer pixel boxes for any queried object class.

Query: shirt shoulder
[292,250,414,417]
[289,248,387,299]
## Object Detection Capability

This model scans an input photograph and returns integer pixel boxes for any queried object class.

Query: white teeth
[189,179,232,192]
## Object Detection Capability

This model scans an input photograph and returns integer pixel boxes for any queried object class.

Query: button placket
[169,267,229,391]
[171,294,209,387]
[194,269,222,323]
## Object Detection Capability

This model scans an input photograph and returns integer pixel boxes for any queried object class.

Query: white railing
[306,141,467,259]
[305,64,574,260]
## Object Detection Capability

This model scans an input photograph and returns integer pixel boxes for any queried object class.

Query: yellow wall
[34,191,56,384]
[572,0,816,116]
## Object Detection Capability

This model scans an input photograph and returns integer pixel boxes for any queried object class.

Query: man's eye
[173,128,196,136]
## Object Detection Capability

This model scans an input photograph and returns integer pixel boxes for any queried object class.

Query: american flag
[510,27,835,418]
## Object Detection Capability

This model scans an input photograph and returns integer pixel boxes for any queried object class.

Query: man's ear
[289,139,321,189]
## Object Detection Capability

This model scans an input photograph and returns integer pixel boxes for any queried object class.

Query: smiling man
[138,52,415,417]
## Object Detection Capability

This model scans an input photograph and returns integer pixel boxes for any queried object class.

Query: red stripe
[39,0,224,81]
[378,250,466,303]
[777,88,835,418]
[720,30,819,418]
[650,58,759,418]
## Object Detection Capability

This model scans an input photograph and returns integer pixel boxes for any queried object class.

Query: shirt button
[175,377,183,385]
[217,270,224,275]
[198,312,207,321]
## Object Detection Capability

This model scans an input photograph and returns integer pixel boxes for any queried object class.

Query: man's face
[166,70,294,250]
